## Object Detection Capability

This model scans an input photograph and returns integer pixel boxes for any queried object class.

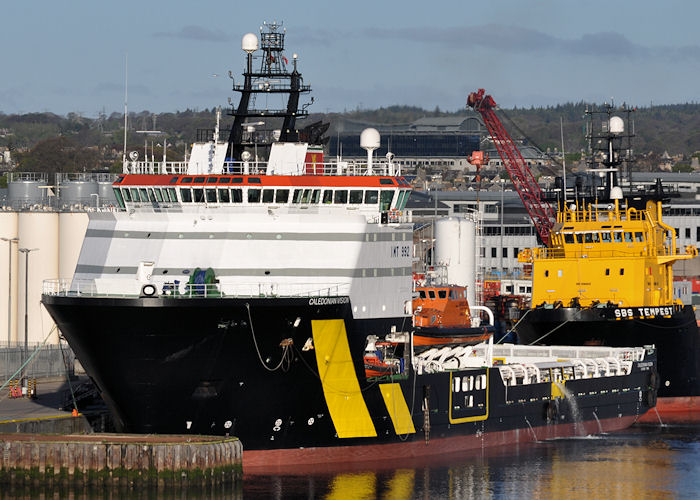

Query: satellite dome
[242,33,259,53]
[610,186,623,200]
[609,116,624,134]
[360,128,380,151]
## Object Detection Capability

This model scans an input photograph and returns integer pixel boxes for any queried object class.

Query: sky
[2,0,700,117]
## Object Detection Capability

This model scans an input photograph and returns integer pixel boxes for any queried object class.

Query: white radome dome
[609,116,624,134]
[360,128,381,151]
[242,33,259,53]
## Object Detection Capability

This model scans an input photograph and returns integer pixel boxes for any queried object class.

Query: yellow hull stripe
[379,383,416,435]
[311,319,377,438]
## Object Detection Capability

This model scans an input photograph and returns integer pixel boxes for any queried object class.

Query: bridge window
[364,190,379,204]
[613,232,623,243]
[147,189,156,203]
[576,234,584,243]
[635,232,645,242]
[262,189,274,203]
[419,290,427,298]
[193,189,204,203]
[311,189,321,204]
[218,188,230,203]
[428,290,436,299]
[194,177,205,184]
[301,189,313,203]
[601,232,612,242]
[564,233,574,244]
[624,232,633,243]
[153,188,163,202]
[334,190,348,204]
[139,188,148,201]
[248,189,261,203]
[205,189,217,203]
[276,189,290,203]
[292,189,303,203]
[438,290,447,299]
[114,189,125,209]
[231,189,243,203]
[218,177,231,184]
[122,188,132,202]
[322,190,333,204]
[349,190,363,204]
[167,188,177,202]
[180,188,192,203]
[381,190,395,211]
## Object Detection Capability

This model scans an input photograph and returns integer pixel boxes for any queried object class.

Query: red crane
[467,89,556,246]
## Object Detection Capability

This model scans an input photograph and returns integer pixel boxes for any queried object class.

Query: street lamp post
[18,247,38,389]
[1,237,19,345]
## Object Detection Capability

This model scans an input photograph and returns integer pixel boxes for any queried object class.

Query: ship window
[181,177,193,184]
[322,190,333,204]
[454,377,460,392]
[503,248,508,258]
[116,176,125,184]
[139,188,148,201]
[635,232,644,242]
[605,268,610,275]
[380,190,395,211]
[544,270,549,277]
[584,233,593,243]
[334,190,348,204]
[491,248,497,258]
[686,228,691,239]
[218,177,231,184]
[593,233,600,242]
[514,247,519,258]
[231,189,243,203]
[419,290,426,298]
[311,189,321,204]
[218,188,230,203]
[122,188,132,202]
[248,189,261,203]
[169,176,179,184]
[231,178,243,184]
[154,188,163,202]
[180,188,192,203]
[248,177,261,184]
[438,290,447,299]
[206,177,217,184]
[614,232,623,242]
[557,270,562,277]
[428,290,436,299]
[193,188,204,203]
[148,189,156,202]
[194,177,205,184]
[364,190,379,204]
[462,378,469,392]
[475,377,481,390]
[620,268,625,275]
[349,190,363,204]
[276,189,290,203]
[624,232,633,243]
[481,374,487,388]
[379,178,394,185]
[167,188,177,202]
[564,233,574,244]
[205,189,217,203]
[262,189,274,203]
[301,189,313,203]
[292,189,303,203]
[601,232,612,242]
[114,188,125,209]
[576,234,584,243]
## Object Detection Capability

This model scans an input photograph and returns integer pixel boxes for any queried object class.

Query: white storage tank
[435,216,477,306]
[18,212,59,345]
[59,212,89,280]
[0,212,19,344]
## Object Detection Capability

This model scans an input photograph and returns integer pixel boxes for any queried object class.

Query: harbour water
[244,424,700,499]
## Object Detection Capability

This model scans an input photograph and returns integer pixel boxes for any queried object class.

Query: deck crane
[467,89,556,246]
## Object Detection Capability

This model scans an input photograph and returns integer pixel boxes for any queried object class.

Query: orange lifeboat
[413,285,493,346]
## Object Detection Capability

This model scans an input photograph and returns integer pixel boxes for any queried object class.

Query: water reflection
[243,426,700,499]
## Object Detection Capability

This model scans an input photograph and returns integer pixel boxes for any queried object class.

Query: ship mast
[226,21,312,162]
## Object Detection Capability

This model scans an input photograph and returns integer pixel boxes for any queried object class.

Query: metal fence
[0,341,75,381]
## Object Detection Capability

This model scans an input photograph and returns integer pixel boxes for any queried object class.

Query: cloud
[154,25,229,42]
[366,25,698,61]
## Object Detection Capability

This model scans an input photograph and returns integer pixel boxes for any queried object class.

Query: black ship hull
[515,304,700,421]
[43,294,656,469]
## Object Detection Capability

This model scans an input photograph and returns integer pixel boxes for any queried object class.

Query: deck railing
[43,279,350,299]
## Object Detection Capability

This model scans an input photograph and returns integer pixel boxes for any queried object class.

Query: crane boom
[467,89,556,246]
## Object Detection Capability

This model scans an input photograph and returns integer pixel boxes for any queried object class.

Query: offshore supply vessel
[42,24,658,469]
[515,105,700,422]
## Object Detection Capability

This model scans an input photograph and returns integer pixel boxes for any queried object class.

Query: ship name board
[613,306,676,319]
[309,297,350,306]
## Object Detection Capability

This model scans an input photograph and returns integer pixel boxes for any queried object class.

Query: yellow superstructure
[520,198,697,308]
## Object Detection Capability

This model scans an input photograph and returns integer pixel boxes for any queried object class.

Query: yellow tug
[520,186,697,309]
